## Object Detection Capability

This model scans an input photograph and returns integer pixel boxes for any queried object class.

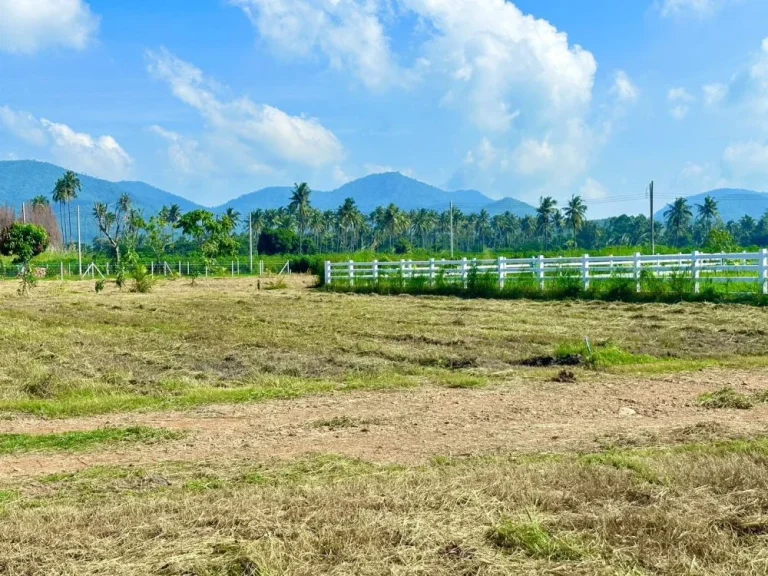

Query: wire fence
[0,259,288,281]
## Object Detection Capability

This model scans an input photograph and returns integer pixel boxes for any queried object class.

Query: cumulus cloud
[668,87,694,119]
[703,83,728,106]
[0,0,99,54]
[611,70,638,103]
[579,177,608,200]
[147,48,344,169]
[658,0,721,18]
[149,125,215,175]
[723,141,768,176]
[0,105,133,179]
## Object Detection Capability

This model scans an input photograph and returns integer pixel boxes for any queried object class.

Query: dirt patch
[519,354,583,367]
[3,367,768,480]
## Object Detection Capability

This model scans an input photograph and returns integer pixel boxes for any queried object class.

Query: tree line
[4,172,768,267]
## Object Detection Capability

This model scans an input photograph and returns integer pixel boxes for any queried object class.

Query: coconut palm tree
[30,195,49,207]
[52,171,81,248]
[535,196,559,250]
[288,182,311,254]
[224,207,241,229]
[696,195,719,240]
[664,197,693,247]
[563,195,587,244]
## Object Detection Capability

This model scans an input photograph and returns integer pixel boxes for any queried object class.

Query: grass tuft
[697,388,754,410]
[487,518,585,560]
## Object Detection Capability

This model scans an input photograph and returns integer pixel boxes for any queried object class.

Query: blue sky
[2,0,768,216]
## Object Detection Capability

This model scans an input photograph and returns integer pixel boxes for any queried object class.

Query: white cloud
[0,0,99,54]
[723,141,768,176]
[0,106,47,145]
[659,0,720,18]
[579,177,608,200]
[703,83,728,106]
[230,0,402,90]
[513,138,555,175]
[233,1,596,134]
[612,70,638,102]
[149,125,215,175]
[668,87,694,119]
[147,48,344,169]
[0,105,133,179]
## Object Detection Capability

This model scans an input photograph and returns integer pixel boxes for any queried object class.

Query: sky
[2,0,768,216]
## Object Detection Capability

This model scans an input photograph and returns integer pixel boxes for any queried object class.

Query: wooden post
[582,254,590,290]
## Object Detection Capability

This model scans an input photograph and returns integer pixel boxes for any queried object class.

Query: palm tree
[30,195,49,207]
[563,195,587,245]
[696,195,719,240]
[288,182,312,254]
[52,171,81,248]
[664,197,693,247]
[224,207,241,229]
[381,203,406,250]
[411,208,437,249]
[535,196,559,250]
[475,209,491,249]
[166,204,182,243]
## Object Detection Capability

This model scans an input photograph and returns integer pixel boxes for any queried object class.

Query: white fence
[325,250,768,294]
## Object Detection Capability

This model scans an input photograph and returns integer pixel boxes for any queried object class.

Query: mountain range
[2,160,768,241]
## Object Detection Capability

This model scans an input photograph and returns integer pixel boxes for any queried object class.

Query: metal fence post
[582,254,589,290]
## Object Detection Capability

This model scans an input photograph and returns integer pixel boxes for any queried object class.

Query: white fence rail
[325,250,768,294]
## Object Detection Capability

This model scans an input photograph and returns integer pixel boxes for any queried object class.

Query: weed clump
[697,388,753,410]
[487,518,584,560]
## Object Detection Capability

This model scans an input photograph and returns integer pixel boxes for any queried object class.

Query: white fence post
[348,259,354,286]
[692,250,700,293]
[325,261,332,286]
[408,259,413,278]
[60,262,64,281]
[400,259,405,279]
[762,249,768,295]
[461,257,468,288]
[429,258,435,286]
[634,252,641,292]
[537,255,545,290]
[373,259,379,282]
[582,254,590,290]
[498,256,506,289]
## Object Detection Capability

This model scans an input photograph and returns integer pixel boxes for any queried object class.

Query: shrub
[130,264,154,293]
[258,229,299,255]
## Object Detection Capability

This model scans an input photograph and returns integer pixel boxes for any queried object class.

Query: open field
[3,277,768,574]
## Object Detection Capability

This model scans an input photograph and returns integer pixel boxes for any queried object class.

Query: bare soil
[3,367,767,479]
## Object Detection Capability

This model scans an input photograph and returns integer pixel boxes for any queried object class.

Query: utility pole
[449,201,454,259]
[249,212,253,274]
[649,181,655,255]
[77,205,82,276]
[21,203,26,223]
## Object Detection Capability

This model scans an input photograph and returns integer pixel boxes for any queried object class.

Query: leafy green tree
[288,182,312,254]
[175,209,239,267]
[93,193,134,266]
[0,223,50,294]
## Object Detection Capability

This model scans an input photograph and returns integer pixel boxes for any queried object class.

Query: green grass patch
[697,387,754,410]
[554,341,657,369]
[580,453,661,484]
[434,373,488,389]
[487,518,585,560]
[0,426,182,455]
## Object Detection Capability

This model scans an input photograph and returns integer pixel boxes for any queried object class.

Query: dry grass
[2,441,768,574]
[2,277,768,416]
